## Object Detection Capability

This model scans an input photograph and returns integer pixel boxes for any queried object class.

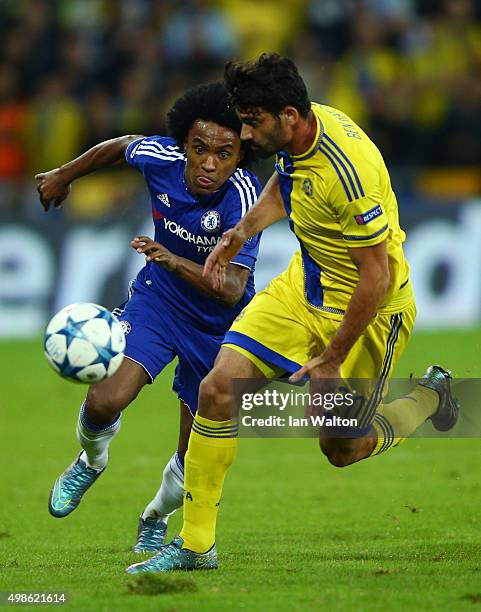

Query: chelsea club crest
[201,210,221,233]
[119,320,131,335]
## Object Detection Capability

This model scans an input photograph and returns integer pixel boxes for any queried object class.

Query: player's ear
[281,106,300,126]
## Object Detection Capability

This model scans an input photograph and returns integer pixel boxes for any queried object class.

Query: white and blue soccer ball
[44,303,126,384]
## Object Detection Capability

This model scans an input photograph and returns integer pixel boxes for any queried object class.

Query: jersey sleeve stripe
[321,140,359,199]
[137,144,185,160]
[137,144,182,156]
[238,171,257,208]
[239,170,258,207]
[229,176,247,217]
[342,223,388,241]
[231,171,257,216]
[127,139,143,160]
[229,260,252,271]
[234,171,254,208]
[324,134,365,197]
[319,144,354,202]
[133,149,184,163]
[138,142,180,153]
[142,141,185,159]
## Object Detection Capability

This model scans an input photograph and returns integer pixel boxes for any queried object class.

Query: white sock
[76,401,121,471]
[142,452,184,521]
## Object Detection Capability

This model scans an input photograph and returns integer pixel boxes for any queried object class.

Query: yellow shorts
[223,252,416,429]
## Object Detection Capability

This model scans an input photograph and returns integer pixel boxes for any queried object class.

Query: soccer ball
[44,303,126,384]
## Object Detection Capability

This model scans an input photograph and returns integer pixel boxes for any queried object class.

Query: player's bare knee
[85,385,124,421]
[326,450,353,468]
[319,438,356,468]
[198,370,232,421]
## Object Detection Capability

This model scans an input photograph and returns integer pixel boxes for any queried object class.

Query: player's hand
[290,357,342,418]
[204,226,247,290]
[35,169,71,211]
[131,236,177,272]
[289,356,341,383]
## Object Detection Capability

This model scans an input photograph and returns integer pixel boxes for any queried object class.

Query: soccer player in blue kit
[35,82,261,552]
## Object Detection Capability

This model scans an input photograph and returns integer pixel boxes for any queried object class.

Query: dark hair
[224,53,311,118]
[167,81,254,167]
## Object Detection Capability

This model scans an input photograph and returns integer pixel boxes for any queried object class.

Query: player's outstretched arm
[290,241,390,382]
[35,135,143,211]
[204,172,287,289]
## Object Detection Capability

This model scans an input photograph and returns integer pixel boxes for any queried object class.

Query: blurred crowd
[1,0,481,216]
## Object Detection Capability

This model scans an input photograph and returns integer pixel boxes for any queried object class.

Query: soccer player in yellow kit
[126,53,459,574]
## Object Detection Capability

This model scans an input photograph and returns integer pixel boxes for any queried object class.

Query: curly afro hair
[167,82,255,167]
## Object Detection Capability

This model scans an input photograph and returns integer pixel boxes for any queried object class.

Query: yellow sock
[180,415,238,553]
[371,385,438,456]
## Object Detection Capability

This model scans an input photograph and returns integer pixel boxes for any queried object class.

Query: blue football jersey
[125,136,261,333]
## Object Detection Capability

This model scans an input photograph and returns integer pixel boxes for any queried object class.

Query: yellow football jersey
[275,102,413,316]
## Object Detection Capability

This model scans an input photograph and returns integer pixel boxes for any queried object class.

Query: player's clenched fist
[35,169,71,211]
[131,236,177,272]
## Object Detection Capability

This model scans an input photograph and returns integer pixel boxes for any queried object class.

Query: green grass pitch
[1,328,481,611]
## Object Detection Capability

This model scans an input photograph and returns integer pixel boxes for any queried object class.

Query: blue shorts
[113,280,224,415]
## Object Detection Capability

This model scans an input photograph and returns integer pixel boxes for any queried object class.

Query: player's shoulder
[126,135,186,167]
[316,104,382,163]
[314,102,366,139]
[312,104,385,202]
[225,167,261,215]
[229,167,261,190]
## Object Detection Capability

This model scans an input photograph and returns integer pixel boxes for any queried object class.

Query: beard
[252,135,286,158]
[254,145,278,159]
[244,116,288,158]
